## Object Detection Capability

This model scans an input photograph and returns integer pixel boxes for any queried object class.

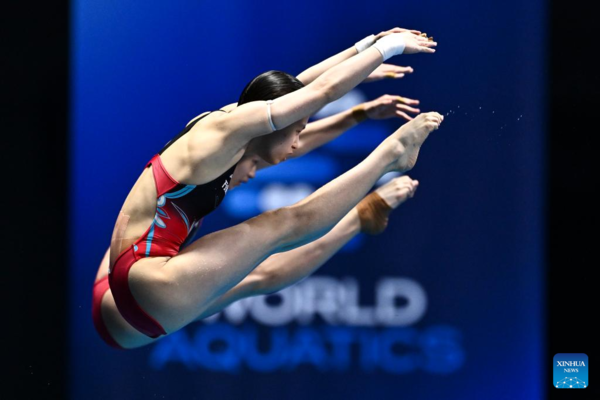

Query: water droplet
[479,106,482,109]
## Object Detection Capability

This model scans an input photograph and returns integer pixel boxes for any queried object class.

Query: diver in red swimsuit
[92,27,441,349]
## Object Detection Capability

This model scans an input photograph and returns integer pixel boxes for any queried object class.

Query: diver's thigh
[155,209,294,331]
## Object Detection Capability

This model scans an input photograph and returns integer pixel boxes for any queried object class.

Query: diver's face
[230,154,261,188]
[259,117,308,164]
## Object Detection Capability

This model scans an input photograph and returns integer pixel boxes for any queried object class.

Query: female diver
[92,27,442,349]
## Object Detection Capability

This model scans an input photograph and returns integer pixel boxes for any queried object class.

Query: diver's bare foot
[375,176,419,209]
[356,175,419,235]
[385,112,443,172]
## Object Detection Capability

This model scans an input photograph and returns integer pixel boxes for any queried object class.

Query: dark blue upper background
[69,1,546,399]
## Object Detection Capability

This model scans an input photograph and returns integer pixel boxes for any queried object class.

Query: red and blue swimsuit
[92,111,237,348]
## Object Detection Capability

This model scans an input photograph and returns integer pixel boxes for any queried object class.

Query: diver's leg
[129,113,442,333]
[193,175,419,321]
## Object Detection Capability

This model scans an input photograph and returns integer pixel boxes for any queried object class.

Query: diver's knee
[283,204,316,243]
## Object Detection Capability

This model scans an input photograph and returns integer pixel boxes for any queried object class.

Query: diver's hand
[364,94,421,121]
[373,31,437,59]
[374,27,422,41]
[363,64,414,83]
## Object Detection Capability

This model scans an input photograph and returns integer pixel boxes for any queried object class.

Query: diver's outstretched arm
[296,27,422,85]
[212,29,436,143]
[206,61,416,128]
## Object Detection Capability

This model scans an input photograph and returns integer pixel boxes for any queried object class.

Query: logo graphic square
[554,353,588,389]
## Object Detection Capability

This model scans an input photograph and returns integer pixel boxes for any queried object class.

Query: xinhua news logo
[553,353,588,389]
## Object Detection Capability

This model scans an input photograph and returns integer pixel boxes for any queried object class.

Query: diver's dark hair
[237,70,305,105]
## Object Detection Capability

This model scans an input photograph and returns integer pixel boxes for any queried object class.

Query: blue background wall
[69,1,546,399]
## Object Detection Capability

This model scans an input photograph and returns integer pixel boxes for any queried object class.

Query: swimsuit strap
[145,109,230,196]
[145,154,179,196]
